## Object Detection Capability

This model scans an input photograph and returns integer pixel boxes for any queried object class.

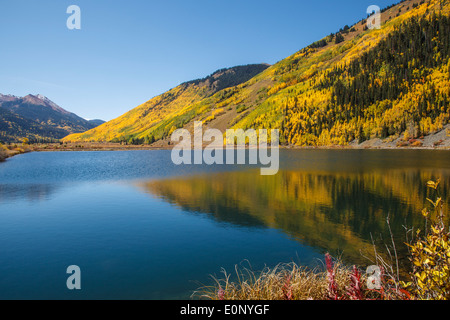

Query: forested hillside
[0,107,66,143]
[0,94,104,143]
[281,11,450,145]
[64,0,450,146]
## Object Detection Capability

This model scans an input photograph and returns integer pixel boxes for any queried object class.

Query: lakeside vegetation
[1,120,447,158]
[195,180,449,300]
[0,142,31,161]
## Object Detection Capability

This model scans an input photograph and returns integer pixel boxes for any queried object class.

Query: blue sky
[0,0,397,121]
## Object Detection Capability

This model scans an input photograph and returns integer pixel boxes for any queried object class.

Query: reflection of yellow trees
[138,169,449,267]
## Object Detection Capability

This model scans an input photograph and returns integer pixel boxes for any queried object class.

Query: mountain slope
[0,107,67,143]
[0,94,104,143]
[0,94,99,133]
[88,119,106,127]
[64,64,270,143]
[238,0,450,146]
[64,0,450,146]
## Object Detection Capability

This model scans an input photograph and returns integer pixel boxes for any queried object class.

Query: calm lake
[0,149,449,299]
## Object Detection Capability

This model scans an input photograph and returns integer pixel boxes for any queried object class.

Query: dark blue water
[0,149,449,299]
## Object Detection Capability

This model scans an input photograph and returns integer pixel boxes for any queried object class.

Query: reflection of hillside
[0,184,57,203]
[138,169,449,266]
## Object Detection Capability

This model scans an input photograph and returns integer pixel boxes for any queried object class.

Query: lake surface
[0,149,449,299]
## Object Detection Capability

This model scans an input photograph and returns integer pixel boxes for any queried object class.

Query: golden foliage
[404,179,450,299]
[63,0,450,147]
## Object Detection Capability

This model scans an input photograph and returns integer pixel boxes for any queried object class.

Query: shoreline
[25,142,450,153]
[2,132,449,161]
[30,124,450,153]
[0,145,32,162]
[2,124,448,158]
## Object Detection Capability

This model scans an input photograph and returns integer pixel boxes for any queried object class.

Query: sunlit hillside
[63,64,269,143]
[64,0,450,146]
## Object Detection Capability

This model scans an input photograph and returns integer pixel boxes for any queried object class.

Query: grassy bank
[194,257,409,300]
[196,179,450,300]
[0,143,31,161]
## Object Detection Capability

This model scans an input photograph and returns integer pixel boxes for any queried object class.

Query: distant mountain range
[64,0,450,147]
[0,94,104,143]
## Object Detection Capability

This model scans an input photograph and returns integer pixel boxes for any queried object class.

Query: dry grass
[0,148,7,161]
[193,256,406,300]
[0,143,31,161]
[193,250,412,301]
[194,262,326,300]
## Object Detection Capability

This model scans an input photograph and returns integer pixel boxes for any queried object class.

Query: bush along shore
[0,142,31,161]
[196,179,449,300]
